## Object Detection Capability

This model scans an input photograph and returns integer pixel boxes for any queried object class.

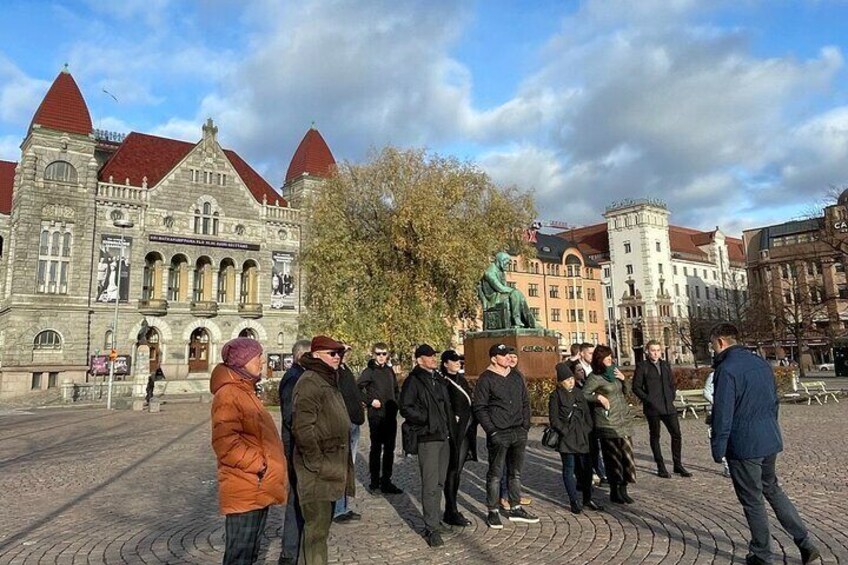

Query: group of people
[208,322,821,565]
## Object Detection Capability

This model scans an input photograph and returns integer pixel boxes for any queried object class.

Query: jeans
[647,413,683,468]
[727,453,814,563]
[333,423,360,518]
[368,405,398,486]
[559,452,593,506]
[299,501,334,565]
[418,439,450,530]
[280,435,303,563]
[486,428,527,510]
[224,506,269,565]
[444,431,470,516]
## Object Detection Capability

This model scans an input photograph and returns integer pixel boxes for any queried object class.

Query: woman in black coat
[440,350,475,526]
[549,363,603,514]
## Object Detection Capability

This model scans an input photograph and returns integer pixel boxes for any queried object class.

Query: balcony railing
[138,298,169,316]
[238,303,263,318]
[191,301,218,317]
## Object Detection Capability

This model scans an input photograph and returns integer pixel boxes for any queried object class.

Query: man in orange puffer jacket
[211,338,288,565]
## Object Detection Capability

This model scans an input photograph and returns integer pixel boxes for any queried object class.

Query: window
[34,330,62,349]
[656,241,661,252]
[528,283,539,297]
[624,241,632,253]
[608,307,614,320]
[44,161,78,183]
[241,260,259,304]
[695,286,701,298]
[658,264,663,274]
[168,255,189,301]
[194,257,213,302]
[713,270,718,280]
[603,267,610,278]
[587,288,596,301]
[781,264,791,279]
[578,309,584,322]
[219,259,236,303]
[193,200,220,236]
[626,264,634,275]
[507,281,517,289]
[551,308,561,322]
[37,224,72,294]
[684,267,688,276]
[627,281,635,296]
[675,283,680,296]
[673,265,678,275]
[685,284,690,296]
[703,269,708,278]
[530,307,540,319]
[104,330,113,349]
[605,285,612,299]
[48,372,59,389]
[142,252,164,300]
[31,373,42,390]
[705,287,710,300]
[549,285,559,298]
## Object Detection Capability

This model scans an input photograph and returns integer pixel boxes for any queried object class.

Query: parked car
[818,362,835,371]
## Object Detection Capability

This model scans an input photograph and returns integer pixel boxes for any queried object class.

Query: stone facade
[0,69,333,398]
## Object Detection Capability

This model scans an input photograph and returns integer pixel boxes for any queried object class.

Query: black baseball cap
[441,350,463,363]
[489,343,516,357]
[414,344,439,358]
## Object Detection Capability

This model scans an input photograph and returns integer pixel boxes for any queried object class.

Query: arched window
[241,260,259,304]
[38,225,72,295]
[62,233,72,257]
[104,329,113,349]
[34,330,62,350]
[44,161,78,183]
[143,252,164,300]
[193,199,220,236]
[168,255,189,302]
[239,328,258,339]
[277,331,284,346]
[194,256,213,302]
[218,258,236,303]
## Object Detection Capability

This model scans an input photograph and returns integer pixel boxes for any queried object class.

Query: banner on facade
[268,353,283,372]
[96,235,132,303]
[149,233,260,251]
[89,354,132,376]
[271,251,296,310]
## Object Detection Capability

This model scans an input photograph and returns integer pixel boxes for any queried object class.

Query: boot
[609,482,626,504]
[620,484,634,504]
[656,462,671,478]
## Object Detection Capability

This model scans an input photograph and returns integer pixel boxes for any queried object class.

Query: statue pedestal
[464,329,560,380]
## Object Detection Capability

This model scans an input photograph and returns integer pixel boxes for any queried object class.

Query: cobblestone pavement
[1,401,846,565]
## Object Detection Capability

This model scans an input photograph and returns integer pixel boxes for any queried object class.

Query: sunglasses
[374,351,389,356]
[317,350,342,358]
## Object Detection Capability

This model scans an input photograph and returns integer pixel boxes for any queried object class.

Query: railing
[97,181,148,203]
[191,301,219,317]
[138,298,168,316]
[94,129,127,143]
[238,303,263,318]
[263,205,300,223]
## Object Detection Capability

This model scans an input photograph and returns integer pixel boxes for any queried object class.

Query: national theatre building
[0,68,335,398]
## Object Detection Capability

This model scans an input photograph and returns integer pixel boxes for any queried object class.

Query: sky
[2,0,848,235]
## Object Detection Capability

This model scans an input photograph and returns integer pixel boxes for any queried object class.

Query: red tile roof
[726,237,745,264]
[98,132,285,206]
[668,226,709,260]
[0,160,16,215]
[30,69,92,136]
[560,223,610,257]
[285,127,336,183]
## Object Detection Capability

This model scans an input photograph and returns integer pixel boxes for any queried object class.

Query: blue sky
[2,0,848,234]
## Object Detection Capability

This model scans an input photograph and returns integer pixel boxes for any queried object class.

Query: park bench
[799,380,840,406]
[674,389,710,419]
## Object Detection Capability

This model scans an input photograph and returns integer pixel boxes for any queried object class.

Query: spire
[30,68,93,136]
[284,126,336,183]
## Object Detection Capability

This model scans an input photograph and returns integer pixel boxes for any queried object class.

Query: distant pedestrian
[358,343,403,494]
[333,348,366,524]
[292,336,355,565]
[473,343,539,529]
[583,345,636,505]
[278,339,311,565]
[211,338,288,565]
[548,362,603,514]
[145,374,155,405]
[710,323,821,565]
[633,340,692,479]
[400,344,454,547]
[440,349,474,527]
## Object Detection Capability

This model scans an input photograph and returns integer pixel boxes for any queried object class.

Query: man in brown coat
[292,335,355,565]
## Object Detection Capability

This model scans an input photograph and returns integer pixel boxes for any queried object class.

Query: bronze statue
[479,252,537,330]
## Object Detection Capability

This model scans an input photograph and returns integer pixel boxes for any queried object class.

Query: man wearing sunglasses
[292,336,355,564]
[358,342,403,494]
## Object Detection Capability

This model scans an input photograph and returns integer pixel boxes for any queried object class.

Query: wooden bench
[675,389,710,419]
[799,381,840,405]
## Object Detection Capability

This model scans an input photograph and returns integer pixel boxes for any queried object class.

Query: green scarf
[603,365,617,382]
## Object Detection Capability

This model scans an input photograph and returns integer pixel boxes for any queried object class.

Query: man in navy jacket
[709,323,820,565]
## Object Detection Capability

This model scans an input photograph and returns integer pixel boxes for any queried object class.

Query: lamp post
[106,218,134,410]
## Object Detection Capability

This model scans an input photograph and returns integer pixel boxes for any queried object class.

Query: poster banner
[268,353,283,372]
[96,235,132,303]
[271,251,296,310]
[89,355,132,376]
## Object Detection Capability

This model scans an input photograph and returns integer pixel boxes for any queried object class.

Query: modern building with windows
[0,68,334,398]
[565,199,747,365]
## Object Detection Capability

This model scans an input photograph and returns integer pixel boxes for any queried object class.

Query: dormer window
[44,161,77,183]
[193,199,220,236]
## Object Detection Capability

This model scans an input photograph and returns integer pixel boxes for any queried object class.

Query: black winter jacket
[472,369,530,436]
[337,363,365,425]
[548,386,593,454]
[400,366,453,443]
[358,360,399,420]
[632,359,676,417]
[443,371,476,452]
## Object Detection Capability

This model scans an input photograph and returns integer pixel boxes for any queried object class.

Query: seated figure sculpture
[479,252,537,330]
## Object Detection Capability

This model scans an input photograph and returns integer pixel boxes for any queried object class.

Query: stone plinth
[464,328,560,380]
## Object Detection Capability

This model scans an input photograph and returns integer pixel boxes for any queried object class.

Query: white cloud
[0,135,20,162]
[0,56,50,127]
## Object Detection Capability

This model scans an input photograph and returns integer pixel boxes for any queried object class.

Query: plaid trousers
[224,506,269,565]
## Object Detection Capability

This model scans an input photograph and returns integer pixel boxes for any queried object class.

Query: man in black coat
[400,344,455,548]
[358,342,403,494]
[332,348,366,523]
[632,340,691,478]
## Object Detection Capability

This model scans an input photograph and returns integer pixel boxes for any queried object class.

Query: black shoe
[486,511,503,529]
[380,482,404,494]
[332,512,355,524]
[620,485,635,504]
[443,512,472,527]
[657,467,671,478]
[609,484,626,504]
[507,506,540,524]
[598,477,609,486]
[801,545,822,564]
[278,558,296,565]
[673,466,692,477]
[745,555,769,565]
[368,482,381,493]
[569,501,582,514]
[423,529,444,547]
[583,499,604,511]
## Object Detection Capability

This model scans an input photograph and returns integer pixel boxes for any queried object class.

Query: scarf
[603,365,617,383]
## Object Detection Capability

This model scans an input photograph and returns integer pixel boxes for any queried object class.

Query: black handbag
[541,426,560,450]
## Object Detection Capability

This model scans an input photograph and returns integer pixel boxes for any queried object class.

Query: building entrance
[189,328,210,372]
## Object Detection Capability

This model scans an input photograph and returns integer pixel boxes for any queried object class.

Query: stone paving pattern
[0,401,846,564]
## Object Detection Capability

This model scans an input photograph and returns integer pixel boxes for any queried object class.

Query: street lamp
[106,218,134,410]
